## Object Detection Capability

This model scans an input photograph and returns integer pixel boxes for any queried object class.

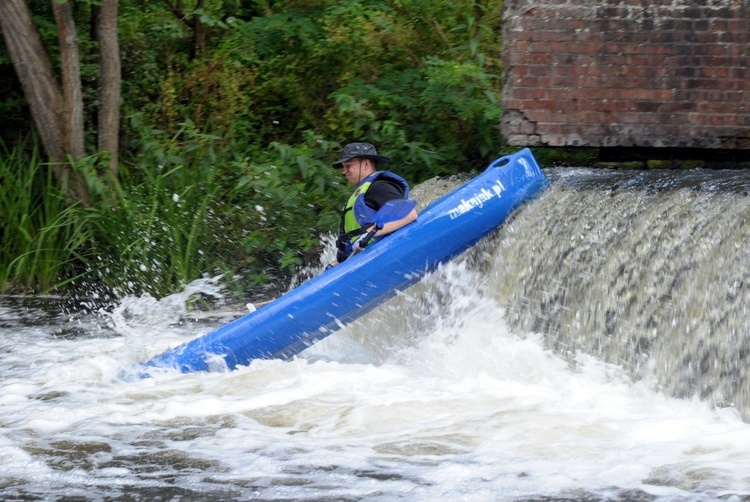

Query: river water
[2,168,750,500]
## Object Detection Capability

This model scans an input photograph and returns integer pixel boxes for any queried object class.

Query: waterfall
[486,168,750,418]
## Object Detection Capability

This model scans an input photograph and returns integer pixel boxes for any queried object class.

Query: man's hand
[355,225,379,252]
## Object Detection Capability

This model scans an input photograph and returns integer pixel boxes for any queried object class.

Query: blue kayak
[139,148,548,374]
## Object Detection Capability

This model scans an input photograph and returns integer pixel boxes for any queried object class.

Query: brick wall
[501,0,750,149]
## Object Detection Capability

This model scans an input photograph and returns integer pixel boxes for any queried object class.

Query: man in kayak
[332,142,418,265]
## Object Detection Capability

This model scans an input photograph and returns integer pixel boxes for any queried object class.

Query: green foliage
[118,1,192,130]
[202,0,505,175]
[90,121,345,296]
[229,133,344,278]
[0,141,96,293]
[118,0,242,138]
[1,0,509,297]
[89,116,238,298]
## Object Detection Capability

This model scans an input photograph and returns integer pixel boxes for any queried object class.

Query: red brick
[501,0,750,149]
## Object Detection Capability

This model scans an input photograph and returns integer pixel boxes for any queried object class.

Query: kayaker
[331,142,418,265]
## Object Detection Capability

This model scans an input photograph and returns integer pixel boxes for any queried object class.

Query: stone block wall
[501,0,750,149]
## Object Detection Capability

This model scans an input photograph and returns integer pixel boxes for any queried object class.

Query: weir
[486,168,750,419]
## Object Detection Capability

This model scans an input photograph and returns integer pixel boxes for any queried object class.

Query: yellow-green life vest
[342,180,373,242]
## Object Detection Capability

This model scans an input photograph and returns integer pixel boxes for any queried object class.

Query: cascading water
[489,168,750,419]
[3,168,750,500]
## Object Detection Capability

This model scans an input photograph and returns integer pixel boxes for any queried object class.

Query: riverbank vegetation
[0,0,504,299]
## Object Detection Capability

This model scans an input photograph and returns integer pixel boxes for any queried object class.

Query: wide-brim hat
[332,142,390,168]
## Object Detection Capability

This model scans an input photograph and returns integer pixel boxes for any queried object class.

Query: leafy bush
[228,133,344,279]
[214,0,505,174]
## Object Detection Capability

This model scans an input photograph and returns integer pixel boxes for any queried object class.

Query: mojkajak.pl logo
[447,180,506,220]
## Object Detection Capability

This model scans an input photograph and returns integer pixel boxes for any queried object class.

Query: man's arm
[371,208,417,237]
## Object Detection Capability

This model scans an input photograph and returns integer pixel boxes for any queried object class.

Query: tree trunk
[163,0,207,57]
[97,0,121,181]
[50,0,88,203]
[52,0,86,161]
[194,0,206,56]
[0,0,88,201]
[0,0,67,180]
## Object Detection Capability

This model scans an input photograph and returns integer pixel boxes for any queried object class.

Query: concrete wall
[501,0,750,149]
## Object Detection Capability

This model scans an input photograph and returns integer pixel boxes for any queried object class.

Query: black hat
[332,142,390,168]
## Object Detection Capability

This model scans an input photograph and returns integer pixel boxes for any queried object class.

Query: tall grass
[0,123,341,300]
[92,169,227,298]
[89,118,239,298]
[0,141,95,294]
[0,134,235,299]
